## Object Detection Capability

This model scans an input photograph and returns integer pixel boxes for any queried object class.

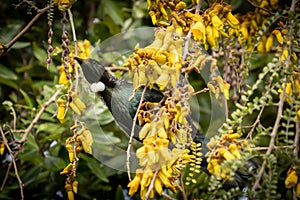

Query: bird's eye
[90,82,105,92]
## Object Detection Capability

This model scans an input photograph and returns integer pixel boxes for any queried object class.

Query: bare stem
[252,81,286,190]
[247,0,274,15]
[193,87,209,96]
[126,86,147,180]
[17,89,62,144]
[0,127,24,200]
[145,166,159,199]
[3,5,50,55]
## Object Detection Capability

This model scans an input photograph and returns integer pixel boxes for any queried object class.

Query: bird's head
[75,57,108,84]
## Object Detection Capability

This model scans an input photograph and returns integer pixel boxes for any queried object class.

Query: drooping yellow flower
[211,15,224,31]
[128,169,143,196]
[226,12,239,29]
[58,69,70,87]
[265,35,274,52]
[76,129,93,154]
[272,30,283,45]
[285,167,298,188]
[296,182,300,197]
[191,21,206,43]
[281,49,289,61]
[56,97,66,123]
[0,143,5,155]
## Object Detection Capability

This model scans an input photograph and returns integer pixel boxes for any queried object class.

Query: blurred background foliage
[0,0,299,199]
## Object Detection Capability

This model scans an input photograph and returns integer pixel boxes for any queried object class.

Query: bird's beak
[75,57,104,84]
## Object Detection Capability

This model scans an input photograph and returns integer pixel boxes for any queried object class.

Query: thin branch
[17,89,62,144]
[294,122,300,155]
[0,127,24,200]
[67,9,80,95]
[126,86,147,180]
[108,66,129,72]
[252,81,286,190]
[247,0,274,15]
[0,161,12,191]
[180,173,187,200]
[253,145,292,151]
[2,5,50,56]
[145,166,159,199]
[246,105,265,139]
[181,0,204,61]
[193,87,209,96]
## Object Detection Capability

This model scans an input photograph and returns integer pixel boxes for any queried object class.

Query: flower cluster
[56,40,91,123]
[124,26,184,90]
[233,0,286,54]
[148,1,240,49]
[128,87,195,199]
[285,165,300,197]
[60,124,93,200]
[205,131,248,179]
[54,39,92,200]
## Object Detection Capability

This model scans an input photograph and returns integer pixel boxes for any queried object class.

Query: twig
[2,5,50,56]
[294,122,300,155]
[145,166,159,199]
[182,30,192,62]
[181,0,203,61]
[0,127,24,200]
[193,87,209,96]
[180,173,187,200]
[246,105,265,139]
[247,0,274,15]
[108,66,129,72]
[126,86,147,180]
[67,9,80,96]
[0,161,12,191]
[252,80,286,190]
[17,89,62,144]
[253,145,292,151]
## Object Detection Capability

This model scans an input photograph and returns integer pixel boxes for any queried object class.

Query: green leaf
[44,156,66,171]
[81,154,109,183]
[11,41,31,49]
[32,42,47,64]
[19,89,33,109]
[114,185,125,200]
[0,77,18,89]
[18,134,43,164]
[0,63,18,80]
[102,0,124,25]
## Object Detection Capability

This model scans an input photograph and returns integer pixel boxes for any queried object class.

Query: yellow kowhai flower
[58,69,70,87]
[265,35,274,52]
[297,182,300,197]
[0,143,5,155]
[272,29,283,45]
[191,21,206,43]
[218,148,234,161]
[211,15,224,31]
[128,169,143,196]
[56,97,66,123]
[281,49,289,61]
[226,12,239,29]
[54,0,76,11]
[285,166,298,188]
[278,82,292,102]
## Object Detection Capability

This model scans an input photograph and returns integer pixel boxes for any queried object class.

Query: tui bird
[75,57,258,196]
